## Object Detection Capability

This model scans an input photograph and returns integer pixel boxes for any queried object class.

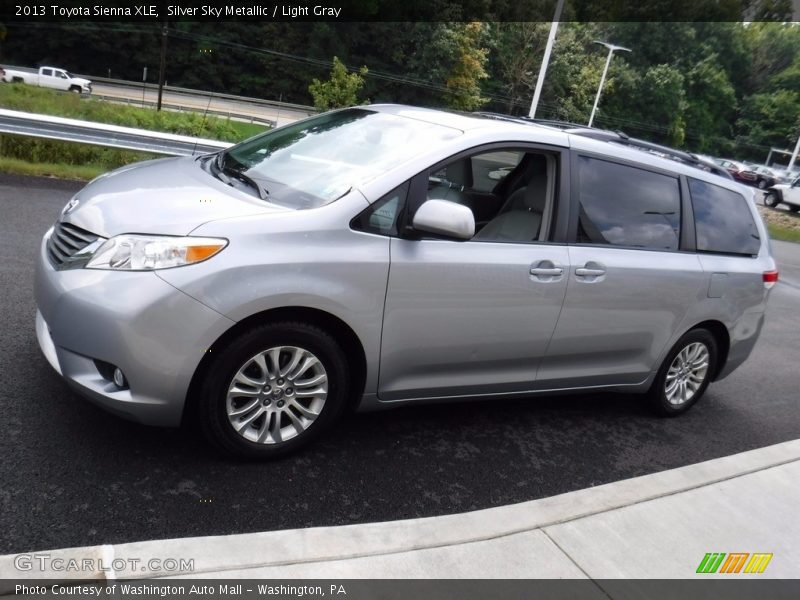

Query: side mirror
[412,199,475,241]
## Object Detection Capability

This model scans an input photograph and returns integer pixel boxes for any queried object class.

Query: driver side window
[425,149,556,244]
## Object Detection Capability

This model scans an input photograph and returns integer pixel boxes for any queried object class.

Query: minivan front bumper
[34,228,235,426]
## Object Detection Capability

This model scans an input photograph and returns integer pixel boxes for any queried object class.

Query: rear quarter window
[688,178,760,256]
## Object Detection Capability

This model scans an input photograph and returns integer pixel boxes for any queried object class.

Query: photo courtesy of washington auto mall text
[14,583,348,598]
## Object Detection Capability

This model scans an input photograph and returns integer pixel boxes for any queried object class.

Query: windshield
[222,108,462,209]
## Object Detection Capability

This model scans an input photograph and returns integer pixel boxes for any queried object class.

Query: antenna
[192,92,214,157]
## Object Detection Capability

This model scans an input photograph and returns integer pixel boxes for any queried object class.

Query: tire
[757,179,767,189]
[69,85,81,93]
[789,206,800,213]
[647,329,718,417]
[197,321,350,459]
[764,192,780,208]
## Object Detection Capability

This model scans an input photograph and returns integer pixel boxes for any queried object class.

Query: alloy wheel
[664,342,709,406]
[225,346,328,444]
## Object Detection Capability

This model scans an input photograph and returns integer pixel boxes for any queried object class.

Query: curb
[2,439,799,583]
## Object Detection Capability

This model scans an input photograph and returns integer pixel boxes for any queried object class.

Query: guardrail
[0,108,232,156]
[1,65,316,114]
[91,93,277,127]
[85,74,317,113]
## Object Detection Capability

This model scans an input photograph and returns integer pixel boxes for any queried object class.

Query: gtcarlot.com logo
[696,552,773,574]
[14,553,194,573]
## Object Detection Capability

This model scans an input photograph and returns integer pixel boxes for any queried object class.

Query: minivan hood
[63,157,286,237]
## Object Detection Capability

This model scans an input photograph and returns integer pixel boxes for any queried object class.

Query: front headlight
[85,235,227,271]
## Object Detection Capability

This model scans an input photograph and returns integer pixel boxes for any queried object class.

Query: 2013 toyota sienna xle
[34,105,778,458]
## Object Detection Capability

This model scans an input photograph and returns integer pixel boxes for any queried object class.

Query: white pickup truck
[0,66,92,94]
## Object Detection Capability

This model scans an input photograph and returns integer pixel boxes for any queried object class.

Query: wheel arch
[183,306,368,423]
[688,319,730,381]
[766,187,783,200]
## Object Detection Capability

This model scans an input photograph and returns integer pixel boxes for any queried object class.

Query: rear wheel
[648,329,717,416]
[197,321,350,459]
[764,192,780,208]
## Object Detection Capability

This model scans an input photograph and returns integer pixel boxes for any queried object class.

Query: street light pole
[587,41,631,128]
[528,0,564,119]
[788,129,800,171]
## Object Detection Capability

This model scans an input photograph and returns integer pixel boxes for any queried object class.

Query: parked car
[34,105,778,459]
[765,177,800,212]
[1,65,91,94]
[752,165,781,189]
[715,159,758,184]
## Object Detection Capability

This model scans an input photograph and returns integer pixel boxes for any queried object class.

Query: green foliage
[443,22,490,111]
[308,56,368,111]
[0,135,153,179]
[0,83,267,177]
[736,90,800,151]
[486,23,549,113]
[3,20,800,163]
[684,57,737,154]
[0,83,265,142]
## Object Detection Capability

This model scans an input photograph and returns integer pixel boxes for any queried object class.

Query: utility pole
[157,23,168,111]
[588,41,631,128]
[528,0,564,119]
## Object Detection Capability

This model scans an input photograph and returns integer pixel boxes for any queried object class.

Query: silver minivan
[35,105,778,458]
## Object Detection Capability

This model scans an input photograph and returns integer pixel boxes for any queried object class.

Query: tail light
[763,270,779,290]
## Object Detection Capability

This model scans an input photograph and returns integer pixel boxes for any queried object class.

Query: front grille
[46,221,100,267]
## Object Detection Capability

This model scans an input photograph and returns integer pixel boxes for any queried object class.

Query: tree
[736,90,800,160]
[486,22,550,113]
[443,22,489,111]
[308,56,368,111]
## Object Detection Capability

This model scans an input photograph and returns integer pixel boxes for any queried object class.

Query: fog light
[113,368,126,388]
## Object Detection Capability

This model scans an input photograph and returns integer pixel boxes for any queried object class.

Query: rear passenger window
[688,178,760,256]
[576,156,681,251]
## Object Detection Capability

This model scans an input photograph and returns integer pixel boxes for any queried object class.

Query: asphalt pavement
[1,173,799,555]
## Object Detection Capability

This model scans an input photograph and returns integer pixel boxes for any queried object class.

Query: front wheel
[648,329,717,416]
[789,206,800,213]
[197,321,350,459]
[757,179,767,189]
[764,192,780,208]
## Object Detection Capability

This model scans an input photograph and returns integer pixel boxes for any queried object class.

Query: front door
[378,147,569,401]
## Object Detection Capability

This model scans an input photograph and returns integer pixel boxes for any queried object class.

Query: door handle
[530,267,564,276]
[575,267,606,277]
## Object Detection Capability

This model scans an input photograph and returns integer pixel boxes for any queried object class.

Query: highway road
[91,83,314,127]
[1,172,799,554]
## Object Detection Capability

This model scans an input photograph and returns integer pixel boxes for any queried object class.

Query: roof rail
[566,129,733,180]
[470,111,733,180]
[472,111,531,125]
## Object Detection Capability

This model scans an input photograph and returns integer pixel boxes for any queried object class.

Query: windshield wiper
[214,152,270,201]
